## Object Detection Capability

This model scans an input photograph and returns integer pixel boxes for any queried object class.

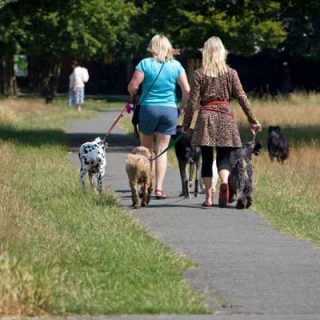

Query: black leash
[149,133,185,162]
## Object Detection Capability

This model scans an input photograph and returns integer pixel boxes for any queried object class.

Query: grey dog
[228,140,262,209]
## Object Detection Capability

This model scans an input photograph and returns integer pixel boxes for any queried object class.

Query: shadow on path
[66,132,138,153]
[0,124,66,147]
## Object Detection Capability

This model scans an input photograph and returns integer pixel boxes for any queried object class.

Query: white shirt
[69,66,85,89]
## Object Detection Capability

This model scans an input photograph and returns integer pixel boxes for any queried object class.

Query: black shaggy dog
[267,126,289,164]
[173,128,201,198]
[228,140,262,209]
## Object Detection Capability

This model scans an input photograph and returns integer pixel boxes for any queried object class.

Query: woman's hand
[250,121,262,135]
[128,95,136,104]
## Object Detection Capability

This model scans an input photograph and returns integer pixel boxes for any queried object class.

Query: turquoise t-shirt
[136,57,185,108]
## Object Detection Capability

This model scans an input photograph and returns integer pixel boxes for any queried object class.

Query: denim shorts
[139,106,178,135]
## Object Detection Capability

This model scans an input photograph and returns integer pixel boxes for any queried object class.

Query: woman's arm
[182,70,201,130]
[177,72,190,111]
[128,70,144,97]
[231,69,261,133]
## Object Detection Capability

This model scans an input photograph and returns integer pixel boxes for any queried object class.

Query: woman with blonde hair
[182,36,261,208]
[128,34,190,199]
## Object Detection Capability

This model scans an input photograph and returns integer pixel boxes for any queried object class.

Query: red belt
[200,100,233,117]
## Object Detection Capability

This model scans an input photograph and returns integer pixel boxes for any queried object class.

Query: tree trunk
[28,56,61,95]
[0,55,15,97]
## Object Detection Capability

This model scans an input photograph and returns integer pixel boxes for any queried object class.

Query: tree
[124,0,287,57]
[280,0,320,60]
[0,0,137,94]
[0,0,20,96]
[0,0,17,10]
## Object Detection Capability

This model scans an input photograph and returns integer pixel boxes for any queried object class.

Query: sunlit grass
[122,92,320,245]
[0,98,207,315]
[235,92,320,244]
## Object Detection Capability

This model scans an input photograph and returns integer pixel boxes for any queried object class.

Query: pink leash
[105,103,134,137]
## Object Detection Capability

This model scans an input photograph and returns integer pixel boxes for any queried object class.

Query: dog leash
[149,133,185,162]
[104,103,134,138]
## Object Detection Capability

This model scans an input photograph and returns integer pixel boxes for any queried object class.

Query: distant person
[68,61,89,112]
[127,34,190,199]
[182,36,261,208]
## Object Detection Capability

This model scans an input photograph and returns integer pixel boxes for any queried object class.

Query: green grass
[121,92,320,247]
[254,169,320,243]
[0,98,207,315]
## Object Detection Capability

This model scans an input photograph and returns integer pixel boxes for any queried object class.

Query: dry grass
[255,146,320,201]
[0,97,206,315]
[0,143,60,315]
[0,98,58,116]
[0,105,17,125]
[232,92,320,243]
[0,252,55,316]
[234,92,320,127]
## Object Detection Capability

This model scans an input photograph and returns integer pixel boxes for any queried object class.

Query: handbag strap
[138,61,165,105]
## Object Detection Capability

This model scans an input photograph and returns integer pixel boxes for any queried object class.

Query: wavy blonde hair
[202,36,228,77]
[147,34,179,62]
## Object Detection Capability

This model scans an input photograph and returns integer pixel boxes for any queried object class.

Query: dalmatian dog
[79,137,108,193]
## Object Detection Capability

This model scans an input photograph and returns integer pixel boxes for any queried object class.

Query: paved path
[66,110,320,320]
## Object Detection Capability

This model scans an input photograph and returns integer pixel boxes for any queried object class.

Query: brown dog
[125,146,154,209]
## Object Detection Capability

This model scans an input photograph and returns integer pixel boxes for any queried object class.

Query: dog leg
[80,166,87,193]
[246,196,253,208]
[130,181,140,209]
[188,162,194,190]
[141,185,147,207]
[97,173,103,194]
[89,172,95,192]
[147,183,153,205]
[194,179,199,198]
[212,159,219,192]
[237,183,251,209]
[142,177,153,206]
[194,160,201,198]
[236,197,245,209]
[97,166,105,194]
[184,180,190,198]
[178,161,188,197]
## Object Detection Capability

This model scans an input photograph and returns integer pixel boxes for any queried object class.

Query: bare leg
[155,133,171,194]
[218,169,230,208]
[140,133,153,151]
[203,177,213,205]
[219,169,229,184]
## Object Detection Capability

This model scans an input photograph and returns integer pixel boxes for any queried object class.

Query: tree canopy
[0,0,319,96]
[0,0,137,58]
[280,0,320,59]
[1,0,319,59]
[125,0,287,56]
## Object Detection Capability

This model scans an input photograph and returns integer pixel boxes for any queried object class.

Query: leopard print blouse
[182,67,258,148]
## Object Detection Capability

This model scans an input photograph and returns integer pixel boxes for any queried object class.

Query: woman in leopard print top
[182,36,261,208]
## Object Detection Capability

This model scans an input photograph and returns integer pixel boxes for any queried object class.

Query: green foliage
[0,0,17,10]
[125,0,287,56]
[280,0,320,59]
[0,0,137,58]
